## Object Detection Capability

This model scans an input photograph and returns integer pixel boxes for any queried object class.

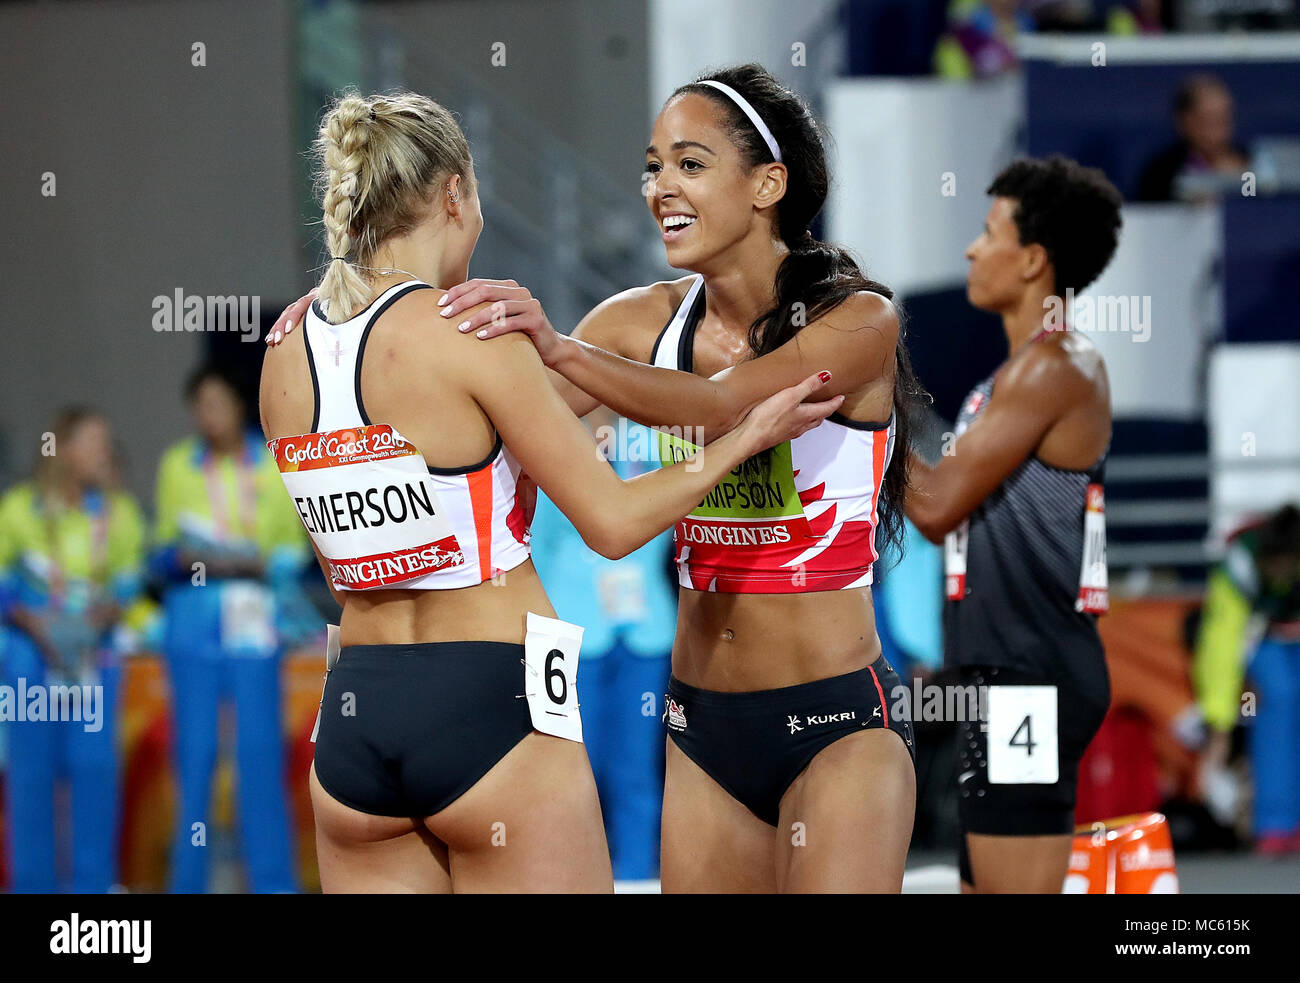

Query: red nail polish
[818,371,831,383]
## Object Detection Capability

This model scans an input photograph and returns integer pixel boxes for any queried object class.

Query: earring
[447,190,459,203]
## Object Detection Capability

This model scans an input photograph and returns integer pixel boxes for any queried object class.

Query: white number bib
[1076,483,1109,614]
[523,612,584,743]
[986,685,1059,784]
[944,520,969,601]
[268,424,464,590]
[220,581,275,653]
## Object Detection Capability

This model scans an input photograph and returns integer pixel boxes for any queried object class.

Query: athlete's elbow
[907,498,950,544]
[578,516,634,560]
[586,534,634,561]
[597,538,635,561]
[913,518,947,545]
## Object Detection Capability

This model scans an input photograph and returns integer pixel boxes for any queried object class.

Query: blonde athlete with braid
[259,91,842,892]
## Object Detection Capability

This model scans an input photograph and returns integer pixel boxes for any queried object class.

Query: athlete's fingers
[791,394,845,437]
[437,279,523,317]
[439,282,530,319]
[781,369,834,406]
[267,290,317,345]
[472,301,544,340]
[455,299,540,338]
[437,277,519,306]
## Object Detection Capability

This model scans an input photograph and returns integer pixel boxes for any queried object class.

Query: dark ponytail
[673,64,929,557]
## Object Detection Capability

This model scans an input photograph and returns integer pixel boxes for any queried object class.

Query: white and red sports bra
[652,276,895,594]
[267,280,531,591]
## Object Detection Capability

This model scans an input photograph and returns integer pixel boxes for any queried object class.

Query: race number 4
[986,685,1058,784]
[523,612,584,743]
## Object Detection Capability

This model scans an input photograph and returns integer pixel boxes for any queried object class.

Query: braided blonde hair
[315,90,473,323]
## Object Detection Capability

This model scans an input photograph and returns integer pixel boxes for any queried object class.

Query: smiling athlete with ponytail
[270,66,922,892]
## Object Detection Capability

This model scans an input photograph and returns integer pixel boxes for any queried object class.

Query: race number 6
[545,648,567,705]
[523,612,584,743]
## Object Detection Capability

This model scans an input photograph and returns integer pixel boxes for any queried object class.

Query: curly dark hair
[987,155,1123,295]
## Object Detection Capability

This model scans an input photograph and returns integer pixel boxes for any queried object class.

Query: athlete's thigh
[428,732,613,893]
[776,729,915,893]
[309,764,452,894]
[965,832,1071,893]
[660,738,778,894]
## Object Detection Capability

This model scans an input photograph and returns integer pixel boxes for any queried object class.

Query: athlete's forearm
[545,364,601,418]
[598,422,759,559]
[550,334,743,439]
[904,450,954,543]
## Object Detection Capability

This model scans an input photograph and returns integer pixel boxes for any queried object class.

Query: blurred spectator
[1105,0,1166,32]
[152,363,309,892]
[1176,0,1300,32]
[1029,0,1166,30]
[1194,504,1300,854]
[1137,74,1252,201]
[0,407,145,892]
[528,411,675,881]
[935,0,1036,79]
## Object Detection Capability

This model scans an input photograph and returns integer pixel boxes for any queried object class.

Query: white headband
[697,79,783,163]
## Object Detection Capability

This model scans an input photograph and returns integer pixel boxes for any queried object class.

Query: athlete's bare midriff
[336,561,557,648]
[673,586,883,691]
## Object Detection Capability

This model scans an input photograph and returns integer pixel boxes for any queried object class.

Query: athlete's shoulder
[815,289,899,334]
[574,276,696,360]
[591,276,695,318]
[369,287,546,391]
[364,285,492,359]
[999,331,1101,400]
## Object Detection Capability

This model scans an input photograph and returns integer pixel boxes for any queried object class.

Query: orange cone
[1064,828,1109,894]
[1067,813,1179,894]
[1112,813,1180,894]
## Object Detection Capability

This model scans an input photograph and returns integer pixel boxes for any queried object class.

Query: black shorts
[955,661,1109,884]
[665,656,915,827]
[313,640,534,818]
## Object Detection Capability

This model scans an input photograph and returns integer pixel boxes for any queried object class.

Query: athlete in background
[907,156,1123,893]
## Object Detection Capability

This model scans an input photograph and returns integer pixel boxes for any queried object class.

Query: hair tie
[697,79,782,163]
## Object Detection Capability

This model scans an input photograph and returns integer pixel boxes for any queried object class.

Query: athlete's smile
[660,211,698,242]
